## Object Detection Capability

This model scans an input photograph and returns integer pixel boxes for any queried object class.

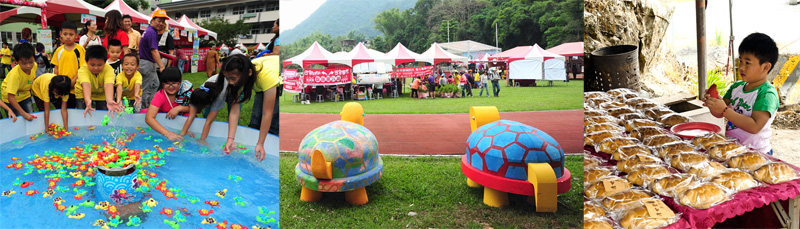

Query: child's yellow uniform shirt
[1,63,37,103]
[75,63,115,101]
[32,73,69,103]
[251,56,283,92]
[0,47,11,65]
[51,44,86,94]
[115,71,143,99]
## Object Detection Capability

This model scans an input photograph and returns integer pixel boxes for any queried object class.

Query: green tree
[197,17,250,47]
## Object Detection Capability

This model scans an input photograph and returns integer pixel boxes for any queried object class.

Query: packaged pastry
[650,173,697,197]
[617,154,663,173]
[587,123,624,134]
[585,109,609,117]
[608,88,638,96]
[584,201,607,220]
[586,177,633,199]
[707,142,747,160]
[598,137,639,154]
[627,165,671,187]
[654,142,697,159]
[643,134,682,147]
[609,107,639,118]
[677,182,730,209]
[643,107,675,120]
[754,162,799,184]
[634,102,661,111]
[612,144,653,161]
[584,218,614,229]
[618,200,680,229]
[585,116,619,126]
[668,152,709,171]
[587,97,614,108]
[624,97,651,107]
[691,132,730,150]
[599,101,628,110]
[585,166,615,184]
[585,154,606,169]
[585,91,609,99]
[685,161,728,179]
[624,119,660,132]
[602,189,652,212]
[727,151,769,172]
[614,92,641,102]
[630,126,667,141]
[658,113,692,127]
[711,169,759,192]
[585,131,620,146]
[617,113,649,122]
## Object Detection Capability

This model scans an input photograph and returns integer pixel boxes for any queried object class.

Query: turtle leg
[300,187,322,202]
[466,178,482,188]
[528,163,557,212]
[345,187,368,205]
[483,187,508,207]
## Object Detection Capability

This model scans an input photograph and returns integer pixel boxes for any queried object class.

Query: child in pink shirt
[144,67,192,141]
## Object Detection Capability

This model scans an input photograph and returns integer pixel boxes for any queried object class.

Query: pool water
[0,124,279,228]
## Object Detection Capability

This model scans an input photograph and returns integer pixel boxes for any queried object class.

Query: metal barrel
[587,45,640,92]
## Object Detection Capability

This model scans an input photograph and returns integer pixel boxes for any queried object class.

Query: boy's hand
[224,138,236,154]
[704,96,727,115]
[134,95,141,107]
[83,106,95,118]
[166,107,181,119]
[22,113,33,121]
[255,144,265,162]
[6,109,17,122]
[165,132,183,142]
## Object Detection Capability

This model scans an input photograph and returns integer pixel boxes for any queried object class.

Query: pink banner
[304,68,351,85]
[178,47,209,72]
[393,65,433,78]
[283,69,302,93]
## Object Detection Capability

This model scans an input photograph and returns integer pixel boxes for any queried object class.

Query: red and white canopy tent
[419,42,468,65]
[340,42,393,85]
[104,0,149,24]
[490,44,566,81]
[174,15,197,34]
[0,0,107,27]
[177,15,217,39]
[339,42,391,67]
[282,41,349,68]
[383,42,423,66]
[545,41,583,57]
[469,53,491,63]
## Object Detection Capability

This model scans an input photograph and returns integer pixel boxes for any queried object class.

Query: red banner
[283,69,303,93]
[393,65,433,78]
[303,68,351,85]
[178,47,209,72]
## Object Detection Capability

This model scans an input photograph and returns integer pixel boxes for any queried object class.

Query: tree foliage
[197,17,250,47]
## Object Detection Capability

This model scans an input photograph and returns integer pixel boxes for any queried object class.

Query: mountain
[281,0,415,44]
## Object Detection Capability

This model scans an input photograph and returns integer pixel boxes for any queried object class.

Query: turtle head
[310,149,333,179]
[469,106,500,132]
[340,102,364,126]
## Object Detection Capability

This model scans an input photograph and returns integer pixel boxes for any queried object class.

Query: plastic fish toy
[216,189,227,198]
[234,197,246,207]
[126,216,142,227]
[163,219,180,229]
[68,213,85,219]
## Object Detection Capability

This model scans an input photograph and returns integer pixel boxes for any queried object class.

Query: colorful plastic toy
[462,106,572,212]
[228,175,243,182]
[65,205,78,215]
[164,219,180,229]
[174,210,187,222]
[295,102,383,205]
[94,219,110,229]
[107,205,120,218]
[187,196,201,203]
[102,115,110,126]
[25,190,39,196]
[215,189,227,198]
[234,196,246,207]
[145,198,158,207]
[205,200,220,207]
[94,201,109,210]
[20,181,33,188]
[201,217,217,225]
[43,189,54,198]
[126,216,142,226]
[107,215,121,227]
[198,209,214,216]
[68,213,85,219]
[79,200,95,207]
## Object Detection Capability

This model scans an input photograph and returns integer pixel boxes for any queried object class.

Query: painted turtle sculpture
[295,102,383,205]
[462,106,572,212]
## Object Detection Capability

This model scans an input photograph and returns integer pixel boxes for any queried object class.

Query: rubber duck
[216,189,227,198]
[20,181,33,188]
[94,201,109,210]
[93,219,109,229]
[107,205,119,218]
[163,219,180,229]
[145,198,158,207]
[201,217,217,225]
[160,207,174,217]
[1,190,15,197]
[68,213,85,219]
[205,200,220,207]
[234,197,246,207]
[53,197,64,205]
[79,200,95,207]
[126,216,142,227]
[198,209,214,216]
[25,190,39,196]
[187,196,201,203]
[43,189,55,198]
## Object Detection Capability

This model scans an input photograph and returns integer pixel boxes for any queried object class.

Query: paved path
[280,110,583,155]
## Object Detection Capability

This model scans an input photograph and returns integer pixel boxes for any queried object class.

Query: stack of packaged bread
[583,89,799,229]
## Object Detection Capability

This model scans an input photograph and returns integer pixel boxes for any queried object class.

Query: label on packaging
[644,199,676,218]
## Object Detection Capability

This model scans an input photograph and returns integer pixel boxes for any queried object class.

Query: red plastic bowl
[671,122,722,139]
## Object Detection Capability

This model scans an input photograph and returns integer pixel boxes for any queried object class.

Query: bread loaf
[624,97,651,107]
[635,102,661,111]
[727,151,769,172]
[650,173,696,197]
[584,154,606,169]
[668,152,709,171]
[598,137,639,154]
[627,165,671,187]
[587,123,624,134]
[609,107,639,118]
[643,134,682,147]
[585,131,619,146]
[586,116,618,126]
[608,88,637,96]
[691,133,729,150]
[602,189,652,211]
[711,169,759,192]
[599,101,628,110]
[618,113,649,123]
[619,201,678,229]
[630,126,667,141]
[754,162,799,184]
[585,91,608,99]
[584,219,614,229]
[584,201,606,220]
[617,155,663,173]
[644,108,674,120]
[654,142,697,158]
[658,113,692,127]
[612,145,653,161]
[585,167,615,183]
[707,142,747,160]
[585,109,609,117]
[624,119,660,132]
[685,161,728,179]
[677,183,729,209]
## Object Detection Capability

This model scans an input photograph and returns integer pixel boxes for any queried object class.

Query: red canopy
[383,43,423,66]
[488,46,530,62]
[0,0,108,26]
[419,42,468,65]
[178,14,217,39]
[282,41,348,68]
[339,42,390,66]
[104,0,149,24]
[545,42,583,57]
[469,53,491,63]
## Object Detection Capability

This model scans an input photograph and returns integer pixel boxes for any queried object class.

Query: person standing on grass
[1,42,12,80]
[410,76,420,98]
[139,9,169,109]
[478,69,489,97]
[176,48,186,73]
[491,68,500,97]
[205,45,220,78]
[427,73,436,99]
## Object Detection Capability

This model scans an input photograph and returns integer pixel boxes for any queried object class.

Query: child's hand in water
[165,132,183,142]
[255,144,265,162]
[224,138,236,153]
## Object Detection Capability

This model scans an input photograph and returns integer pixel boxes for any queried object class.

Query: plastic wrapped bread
[624,97,652,107]
[609,107,639,118]
[634,102,661,111]
[650,173,697,197]
[608,88,638,96]
[584,201,607,220]
[627,165,671,187]
[617,200,680,229]
[585,131,620,146]
[584,218,614,229]
[617,154,664,173]
[754,162,799,184]
[654,142,697,159]
[602,189,652,212]
[685,161,728,179]
[630,126,668,142]
[612,144,653,161]
[585,91,609,99]
[584,153,606,169]
[585,166,615,184]
[587,97,613,108]
[585,109,609,118]
[624,119,660,132]
[677,182,730,209]
[727,151,769,172]
[586,115,619,126]
[668,152,709,171]
[707,141,747,161]
[586,176,633,199]
[599,101,629,110]
[598,137,639,154]
[711,169,759,192]
[617,113,650,123]
[586,123,624,134]
[658,113,692,128]
[691,132,730,150]
[643,107,675,120]
[643,134,682,147]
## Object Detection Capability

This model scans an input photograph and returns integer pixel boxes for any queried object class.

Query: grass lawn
[279,152,584,228]
[281,80,583,114]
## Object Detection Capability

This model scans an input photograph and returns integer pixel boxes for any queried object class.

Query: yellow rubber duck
[145,198,158,207]
[216,189,227,198]
[69,213,85,219]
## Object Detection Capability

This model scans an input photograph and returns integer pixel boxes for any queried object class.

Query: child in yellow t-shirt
[32,74,72,130]
[0,42,12,80]
[51,21,85,108]
[115,53,143,111]
[75,45,118,117]
[1,43,37,121]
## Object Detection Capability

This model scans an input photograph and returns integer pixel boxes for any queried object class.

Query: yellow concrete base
[483,187,509,207]
[469,106,501,132]
[466,178,482,188]
[299,187,322,202]
[345,187,368,205]
[528,163,557,212]
[310,150,332,179]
